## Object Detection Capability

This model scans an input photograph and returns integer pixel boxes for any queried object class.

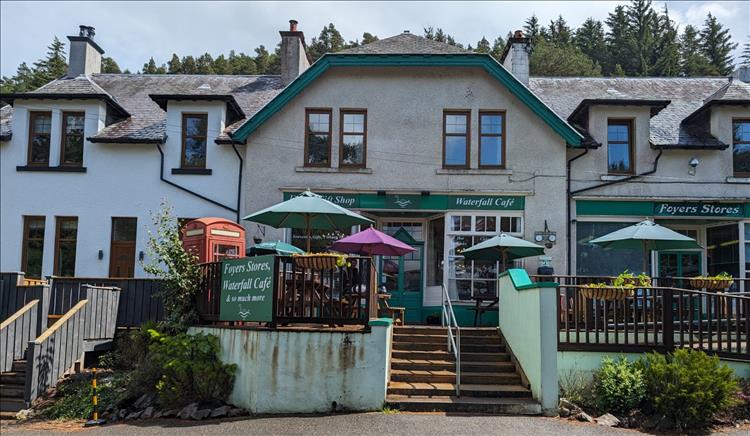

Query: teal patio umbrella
[243,190,373,252]
[247,241,304,256]
[462,233,546,271]
[588,219,702,274]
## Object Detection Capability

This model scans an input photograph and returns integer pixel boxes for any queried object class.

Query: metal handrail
[441,283,460,396]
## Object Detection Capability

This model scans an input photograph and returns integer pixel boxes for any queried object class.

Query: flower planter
[581,286,635,301]
[292,254,340,270]
[688,278,734,291]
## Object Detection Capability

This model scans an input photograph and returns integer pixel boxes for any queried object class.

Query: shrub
[640,349,738,430]
[593,356,646,415]
[559,369,595,410]
[148,330,237,409]
[43,373,125,420]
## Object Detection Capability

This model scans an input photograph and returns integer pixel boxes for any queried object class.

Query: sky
[1,1,748,77]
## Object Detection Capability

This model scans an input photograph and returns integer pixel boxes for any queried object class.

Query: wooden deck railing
[532,274,749,292]
[196,256,376,328]
[0,300,41,373]
[557,284,749,361]
[25,285,121,404]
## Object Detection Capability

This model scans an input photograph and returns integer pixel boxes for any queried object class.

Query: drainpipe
[156,143,237,214]
[567,148,664,274]
[231,142,244,223]
[566,148,589,275]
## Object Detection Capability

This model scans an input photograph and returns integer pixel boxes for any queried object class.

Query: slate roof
[0,74,283,143]
[0,105,12,140]
[339,32,470,55]
[529,77,740,149]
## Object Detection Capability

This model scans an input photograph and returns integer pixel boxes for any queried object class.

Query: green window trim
[230,54,584,147]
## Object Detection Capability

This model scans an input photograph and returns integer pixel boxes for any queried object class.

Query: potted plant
[689,272,734,291]
[425,312,441,325]
[582,271,650,301]
[292,252,350,270]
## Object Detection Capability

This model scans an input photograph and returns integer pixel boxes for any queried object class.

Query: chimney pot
[289,20,298,32]
[403,30,410,34]
[514,30,524,39]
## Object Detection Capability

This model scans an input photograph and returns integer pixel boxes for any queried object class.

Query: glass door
[658,252,702,288]
[379,223,424,324]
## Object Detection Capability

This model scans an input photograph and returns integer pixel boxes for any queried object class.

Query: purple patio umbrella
[330,226,415,257]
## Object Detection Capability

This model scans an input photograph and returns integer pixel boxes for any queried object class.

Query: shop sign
[284,191,525,211]
[219,255,275,322]
[653,202,744,218]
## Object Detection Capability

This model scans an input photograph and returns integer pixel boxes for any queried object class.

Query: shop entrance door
[379,226,424,324]
[658,252,702,287]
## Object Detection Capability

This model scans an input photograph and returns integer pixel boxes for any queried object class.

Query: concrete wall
[497,270,558,413]
[191,321,392,414]
[558,351,750,380]
[0,100,240,277]
[243,66,570,274]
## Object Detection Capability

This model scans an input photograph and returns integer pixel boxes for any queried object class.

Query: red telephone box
[181,217,246,263]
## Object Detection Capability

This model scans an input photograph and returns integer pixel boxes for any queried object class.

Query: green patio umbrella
[462,233,546,271]
[588,219,702,274]
[243,190,373,252]
[247,240,305,256]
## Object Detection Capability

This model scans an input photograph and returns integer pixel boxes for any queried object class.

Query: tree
[181,56,196,74]
[308,23,346,60]
[229,51,257,75]
[361,32,379,45]
[523,14,542,46]
[680,25,715,76]
[475,36,491,54]
[423,27,463,47]
[606,5,633,75]
[547,15,572,46]
[212,54,230,74]
[490,36,505,61]
[625,0,657,76]
[651,5,680,76]
[101,57,121,73]
[196,53,215,74]
[0,62,37,93]
[254,45,271,74]
[741,39,750,66]
[167,54,182,74]
[142,57,159,74]
[33,37,67,83]
[530,37,602,76]
[612,64,626,77]
[699,12,738,75]
[575,18,607,70]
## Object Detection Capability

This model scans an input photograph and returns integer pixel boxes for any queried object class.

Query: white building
[0,25,284,278]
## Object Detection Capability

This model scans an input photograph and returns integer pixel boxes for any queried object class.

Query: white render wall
[243,66,571,274]
[1,99,241,278]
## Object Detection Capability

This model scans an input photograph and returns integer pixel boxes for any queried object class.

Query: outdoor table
[469,296,499,326]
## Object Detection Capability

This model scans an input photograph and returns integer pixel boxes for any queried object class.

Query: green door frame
[378,226,425,324]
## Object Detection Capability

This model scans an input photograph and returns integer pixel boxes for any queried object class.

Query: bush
[43,373,125,420]
[559,369,595,410]
[593,356,646,415]
[148,330,237,409]
[640,349,738,430]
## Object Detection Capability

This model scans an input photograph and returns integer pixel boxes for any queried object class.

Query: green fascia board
[231,54,583,147]
[499,268,559,290]
[576,200,654,216]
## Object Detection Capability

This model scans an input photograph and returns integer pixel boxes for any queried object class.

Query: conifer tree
[699,12,738,75]
[101,57,121,73]
[254,45,270,74]
[651,5,680,76]
[547,15,572,46]
[741,39,750,66]
[475,37,491,53]
[361,33,379,45]
[625,0,656,76]
[491,36,505,61]
[680,24,715,76]
[309,23,346,60]
[33,37,67,83]
[605,5,632,75]
[523,14,541,46]
[196,53,215,74]
[167,54,182,74]
[181,56,196,74]
[530,37,601,76]
[575,18,607,71]
[142,57,159,74]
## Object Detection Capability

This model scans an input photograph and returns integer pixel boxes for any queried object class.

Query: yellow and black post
[84,367,106,427]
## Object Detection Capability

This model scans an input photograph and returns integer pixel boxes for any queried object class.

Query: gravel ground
[1,413,748,436]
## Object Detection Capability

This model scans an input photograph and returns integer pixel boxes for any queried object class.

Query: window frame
[478,110,506,169]
[181,113,209,169]
[21,216,46,279]
[442,109,471,169]
[606,118,635,175]
[27,111,53,166]
[304,108,333,168]
[338,108,367,169]
[733,118,750,177]
[53,216,78,277]
[60,111,85,167]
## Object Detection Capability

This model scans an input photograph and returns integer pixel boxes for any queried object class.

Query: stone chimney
[67,25,104,77]
[732,66,750,83]
[501,30,531,86]
[279,20,310,86]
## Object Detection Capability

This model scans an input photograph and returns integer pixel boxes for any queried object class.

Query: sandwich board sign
[219,255,275,322]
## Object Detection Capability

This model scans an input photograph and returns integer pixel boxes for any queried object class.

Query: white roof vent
[197,83,211,90]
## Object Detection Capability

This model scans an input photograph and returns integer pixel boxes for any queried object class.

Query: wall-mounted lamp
[98,250,104,260]
[377,190,386,196]
[688,157,700,176]
[138,251,145,262]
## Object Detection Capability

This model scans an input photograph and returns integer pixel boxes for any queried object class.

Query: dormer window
[181,113,208,168]
[733,119,750,176]
[607,119,634,174]
[27,111,52,165]
[61,112,85,166]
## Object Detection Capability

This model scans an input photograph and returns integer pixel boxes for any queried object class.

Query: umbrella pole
[642,240,649,276]
[502,250,508,273]
[305,215,311,253]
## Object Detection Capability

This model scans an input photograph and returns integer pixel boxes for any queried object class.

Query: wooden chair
[378,297,405,325]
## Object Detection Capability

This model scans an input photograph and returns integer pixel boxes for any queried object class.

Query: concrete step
[392,334,501,345]
[391,358,516,373]
[0,383,25,398]
[387,381,532,398]
[391,349,511,362]
[0,372,26,386]
[0,397,25,413]
[391,369,522,385]
[392,342,505,353]
[385,394,542,415]
[393,326,499,337]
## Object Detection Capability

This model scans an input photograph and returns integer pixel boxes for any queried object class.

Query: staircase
[386,326,541,414]
[0,360,27,416]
